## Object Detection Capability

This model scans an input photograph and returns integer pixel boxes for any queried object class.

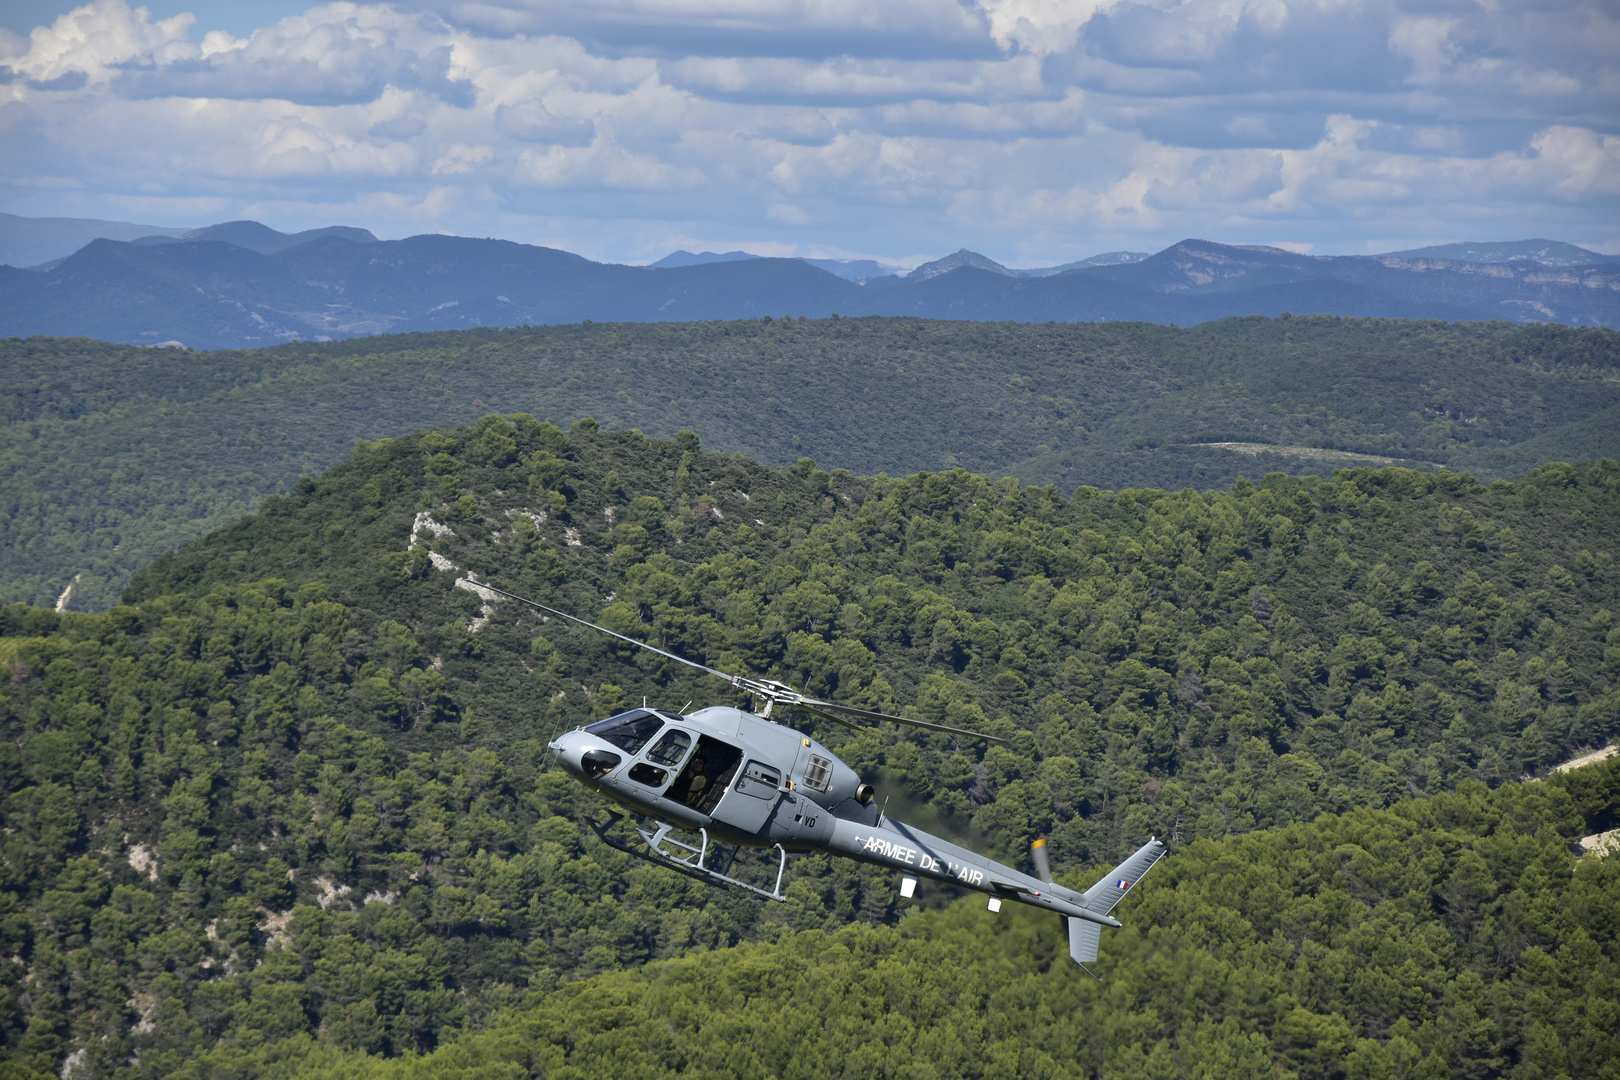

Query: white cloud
[8,0,195,83]
[980,0,1125,56]
[0,0,1615,260]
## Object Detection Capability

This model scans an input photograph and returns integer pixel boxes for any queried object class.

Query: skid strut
[589,813,790,902]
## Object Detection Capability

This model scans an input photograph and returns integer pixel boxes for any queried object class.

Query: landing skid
[589,812,790,902]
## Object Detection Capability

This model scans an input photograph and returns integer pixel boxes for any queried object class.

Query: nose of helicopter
[550,729,620,781]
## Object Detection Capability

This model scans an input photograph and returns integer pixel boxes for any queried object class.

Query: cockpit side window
[645,729,692,767]
[585,709,665,755]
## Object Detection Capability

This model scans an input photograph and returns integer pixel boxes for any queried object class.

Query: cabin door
[711,759,784,835]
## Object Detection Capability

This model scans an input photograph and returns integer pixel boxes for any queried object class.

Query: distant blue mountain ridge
[649,250,901,280]
[647,249,759,269]
[643,246,1154,280]
[1382,239,1620,267]
[1,216,1617,349]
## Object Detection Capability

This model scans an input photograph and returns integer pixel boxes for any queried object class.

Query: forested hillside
[5,315,1618,611]
[284,769,1620,1080]
[2,417,1617,1077]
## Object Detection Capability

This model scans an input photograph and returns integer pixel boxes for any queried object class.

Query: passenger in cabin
[683,755,709,807]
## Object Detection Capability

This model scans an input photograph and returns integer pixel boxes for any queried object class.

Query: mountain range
[1,218,1618,349]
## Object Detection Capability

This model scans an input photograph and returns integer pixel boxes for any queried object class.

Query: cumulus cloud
[0,0,1615,264]
[48,4,470,106]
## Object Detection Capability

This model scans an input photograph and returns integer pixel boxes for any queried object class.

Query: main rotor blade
[480,583,736,684]
[796,696,1009,745]
[482,583,1008,744]
[795,702,871,733]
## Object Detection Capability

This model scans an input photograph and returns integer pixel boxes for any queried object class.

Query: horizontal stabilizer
[988,875,1042,896]
[1081,837,1167,917]
[1068,916,1101,964]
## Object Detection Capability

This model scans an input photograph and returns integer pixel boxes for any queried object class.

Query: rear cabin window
[802,754,833,791]
[585,710,666,755]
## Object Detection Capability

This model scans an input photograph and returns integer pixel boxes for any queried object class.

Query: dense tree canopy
[2,416,1617,1078]
[5,315,1617,610]
[297,764,1620,1080]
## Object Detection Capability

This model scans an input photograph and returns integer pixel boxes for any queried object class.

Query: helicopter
[482,582,1166,974]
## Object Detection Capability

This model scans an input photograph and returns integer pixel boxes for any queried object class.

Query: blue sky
[2,0,1615,267]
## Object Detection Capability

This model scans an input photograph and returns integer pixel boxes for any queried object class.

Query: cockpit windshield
[585,709,667,754]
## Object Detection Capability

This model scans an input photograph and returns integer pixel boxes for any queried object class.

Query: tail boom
[827,815,1146,927]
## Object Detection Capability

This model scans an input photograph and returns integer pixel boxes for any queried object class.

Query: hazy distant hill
[135,219,379,255]
[0,211,190,268]
[1384,238,1619,266]
[799,255,900,279]
[906,248,1157,280]
[908,248,1019,280]
[651,249,903,280]
[647,248,757,268]
[1017,250,1155,274]
[3,225,1619,348]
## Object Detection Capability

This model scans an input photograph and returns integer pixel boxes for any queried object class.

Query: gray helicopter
[484,583,1166,973]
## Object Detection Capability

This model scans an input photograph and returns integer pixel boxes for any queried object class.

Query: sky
[1,0,1616,267]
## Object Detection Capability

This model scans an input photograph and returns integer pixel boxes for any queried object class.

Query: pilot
[684,755,709,807]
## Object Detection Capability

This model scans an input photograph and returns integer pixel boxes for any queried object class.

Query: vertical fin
[1068,917,1101,964]
[1081,837,1167,916]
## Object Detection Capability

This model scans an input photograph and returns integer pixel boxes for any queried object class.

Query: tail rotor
[1031,837,1053,884]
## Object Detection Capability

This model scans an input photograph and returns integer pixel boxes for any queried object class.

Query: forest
[3,314,1618,611]
[1,413,1617,1077]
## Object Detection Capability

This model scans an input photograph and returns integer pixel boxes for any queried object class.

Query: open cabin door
[665,735,743,816]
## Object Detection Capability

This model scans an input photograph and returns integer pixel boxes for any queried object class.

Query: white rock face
[127,842,158,881]
[408,512,454,548]
[315,876,354,909]
[455,576,501,603]
[1553,745,1617,773]
[408,512,459,572]
[455,574,502,632]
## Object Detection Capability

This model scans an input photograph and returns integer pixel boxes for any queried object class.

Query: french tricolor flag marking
[1116,879,1131,890]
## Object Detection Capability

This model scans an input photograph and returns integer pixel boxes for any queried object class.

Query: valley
[4,316,1617,612]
